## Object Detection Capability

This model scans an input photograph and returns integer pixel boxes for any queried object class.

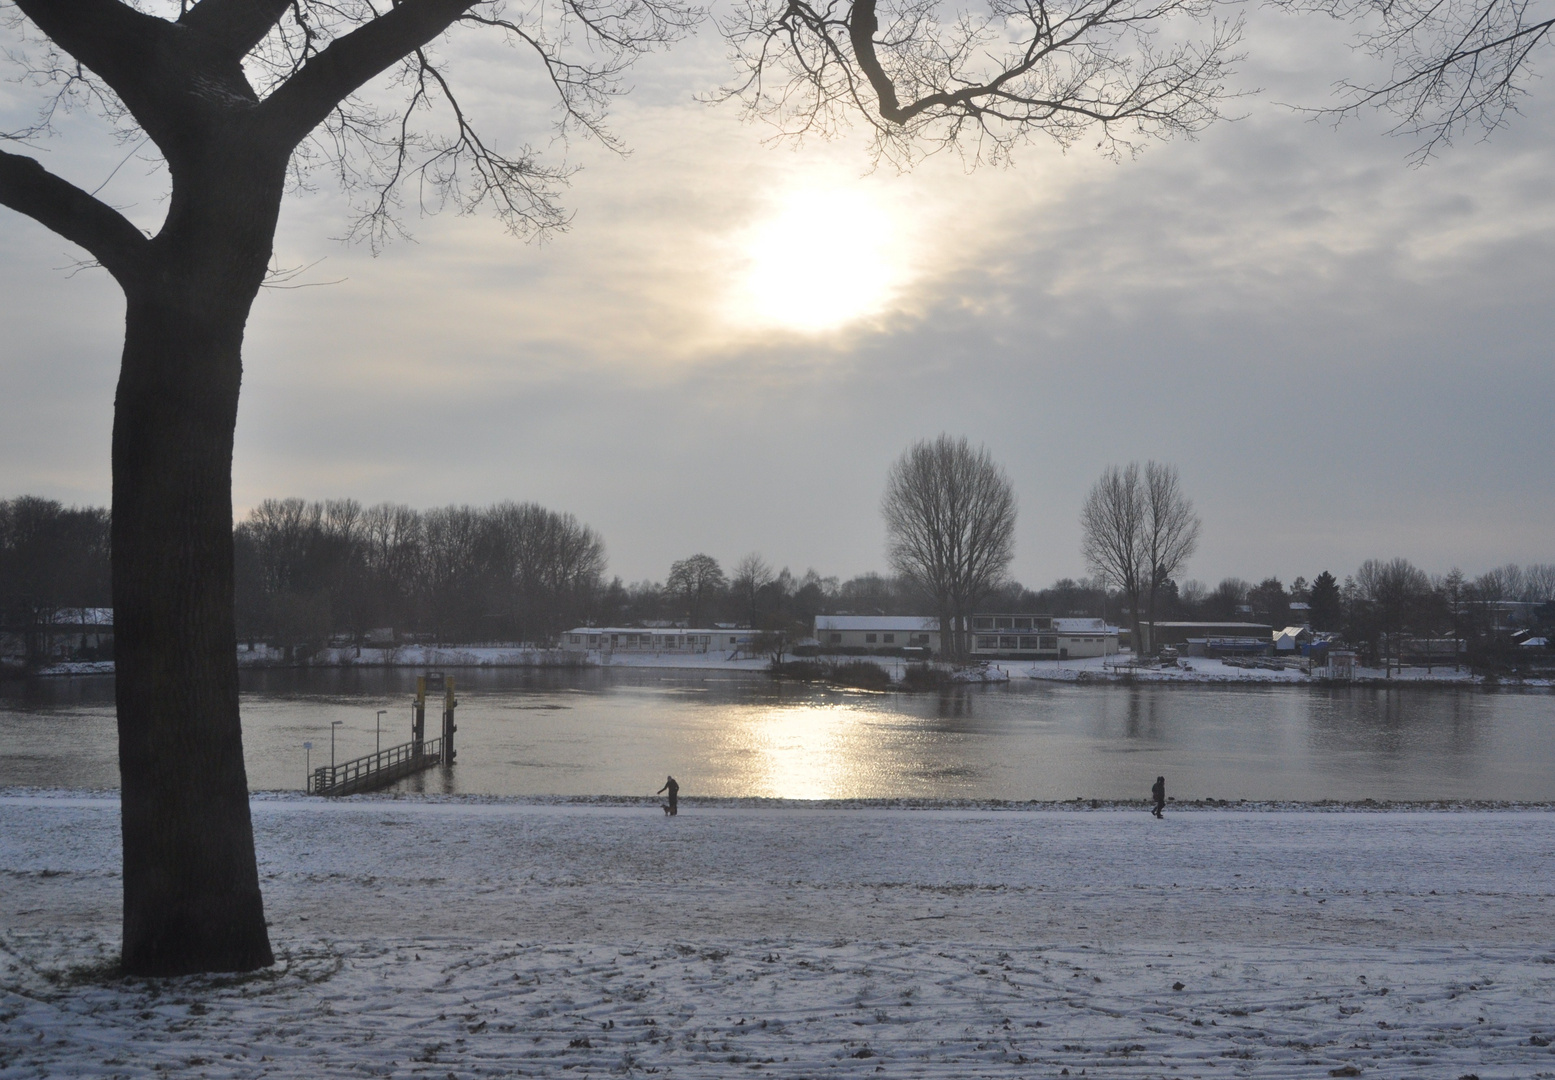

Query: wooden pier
[308,673,458,796]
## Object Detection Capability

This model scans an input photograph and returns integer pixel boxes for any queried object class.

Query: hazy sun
[730,186,908,333]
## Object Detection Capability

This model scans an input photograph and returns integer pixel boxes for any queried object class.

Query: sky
[1,5,1552,590]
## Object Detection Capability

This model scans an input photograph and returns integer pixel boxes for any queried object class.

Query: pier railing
[308,736,445,796]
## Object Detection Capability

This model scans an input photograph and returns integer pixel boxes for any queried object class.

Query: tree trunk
[112,159,281,976]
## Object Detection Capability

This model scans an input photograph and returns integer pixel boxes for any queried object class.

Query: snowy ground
[1021,654,1554,687]
[4,795,1555,1078]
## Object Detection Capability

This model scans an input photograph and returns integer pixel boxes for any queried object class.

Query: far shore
[21,644,1552,689]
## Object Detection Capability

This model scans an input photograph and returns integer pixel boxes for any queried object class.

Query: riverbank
[30,647,1552,690]
[3,793,1553,1077]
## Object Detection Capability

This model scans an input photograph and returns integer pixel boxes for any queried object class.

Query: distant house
[558,627,759,655]
[1273,626,1313,652]
[813,616,940,654]
[1288,601,1312,626]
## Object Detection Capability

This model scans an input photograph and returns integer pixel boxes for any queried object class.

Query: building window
[883,634,895,644]
[1015,617,1032,630]
[972,617,993,630]
[1040,636,1057,650]
[996,617,1013,629]
[1019,636,1038,649]
[830,633,842,644]
[977,635,998,649]
[999,635,1018,649]
[916,635,930,645]
[865,633,877,644]
[571,635,581,644]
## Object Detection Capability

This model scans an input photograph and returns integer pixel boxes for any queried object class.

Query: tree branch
[259,0,478,148]
[0,147,149,283]
[11,0,182,127]
[180,0,295,59]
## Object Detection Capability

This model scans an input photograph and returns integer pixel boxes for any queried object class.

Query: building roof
[1150,621,1274,632]
[563,627,754,635]
[814,616,940,633]
[1052,618,1119,634]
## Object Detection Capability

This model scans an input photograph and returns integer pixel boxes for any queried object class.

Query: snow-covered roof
[1052,618,1119,634]
[563,627,754,635]
[1520,637,1549,648]
[814,616,940,632]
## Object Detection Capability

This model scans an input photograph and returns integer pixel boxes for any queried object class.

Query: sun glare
[731,187,909,333]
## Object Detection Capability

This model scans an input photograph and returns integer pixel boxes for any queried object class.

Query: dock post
[413,676,426,758]
[441,676,457,763]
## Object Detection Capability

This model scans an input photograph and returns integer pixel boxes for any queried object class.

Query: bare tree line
[233,498,605,651]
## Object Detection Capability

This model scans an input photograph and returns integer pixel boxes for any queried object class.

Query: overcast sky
[2,7,1552,589]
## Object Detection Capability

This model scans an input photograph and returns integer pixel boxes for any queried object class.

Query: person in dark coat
[658,775,679,816]
[1151,776,1166,818]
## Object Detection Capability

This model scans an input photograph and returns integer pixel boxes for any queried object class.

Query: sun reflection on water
[716,702,899,800]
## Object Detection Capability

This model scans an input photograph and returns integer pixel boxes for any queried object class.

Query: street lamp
[331,720,343,771]
[304,741,312,791]
[376,710,387,755]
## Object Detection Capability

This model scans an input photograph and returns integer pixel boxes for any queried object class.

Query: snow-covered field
[4,795,1555,1077]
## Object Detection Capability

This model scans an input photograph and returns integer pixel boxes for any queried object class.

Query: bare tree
[668,553,727,628]
[0,0,1245,978]
[0,0,696,976]
[1278,0,1554,161]
[731,553,774,628]
[1080,463,1146,651]
[1081,460,1198,655]
[1356,556,1431,675]
[882,435,1016,661]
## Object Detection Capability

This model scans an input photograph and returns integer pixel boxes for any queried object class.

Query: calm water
[1,669,1551,801]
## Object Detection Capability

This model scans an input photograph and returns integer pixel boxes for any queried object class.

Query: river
[1,668,1550,800]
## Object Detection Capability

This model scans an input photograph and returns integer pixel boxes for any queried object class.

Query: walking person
[657,775,679,817]
[1151,775,1166,819]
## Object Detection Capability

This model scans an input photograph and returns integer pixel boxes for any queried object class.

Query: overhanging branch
[0,147,149,284]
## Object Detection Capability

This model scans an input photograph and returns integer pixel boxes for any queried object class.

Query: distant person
[658,775,679,817]
[1151,776,1166,819]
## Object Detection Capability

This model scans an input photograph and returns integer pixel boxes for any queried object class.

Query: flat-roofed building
[558,627,758,654]
[813,615,940,654]
[968,615,1121,660]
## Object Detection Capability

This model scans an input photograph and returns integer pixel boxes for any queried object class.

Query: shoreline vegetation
[18,645,1552,690]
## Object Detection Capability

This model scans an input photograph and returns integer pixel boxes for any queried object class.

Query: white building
[813,615,940,653]
[810,614,1120,659]
[558,627,759,655]
[969,616,1120,660]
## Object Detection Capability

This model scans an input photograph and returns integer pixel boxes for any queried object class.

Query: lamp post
[376,710,386,754]
[304,741,312,791]
[331,720,343,771]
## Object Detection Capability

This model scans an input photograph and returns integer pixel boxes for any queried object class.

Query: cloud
[1,7,1552,587]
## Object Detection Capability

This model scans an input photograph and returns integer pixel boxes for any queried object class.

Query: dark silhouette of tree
[731,554,775,628]
[1308,570,1341,631]
[882,435,1016,661]
[1247,576,1290,630]
[0,497,112,666]
[1355,557,1431,675]
[668,553,727,628]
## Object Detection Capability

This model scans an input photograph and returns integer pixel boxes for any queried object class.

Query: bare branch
[719,0,1242,165]
[1275,0,1554,161]
[0,145,149,283]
